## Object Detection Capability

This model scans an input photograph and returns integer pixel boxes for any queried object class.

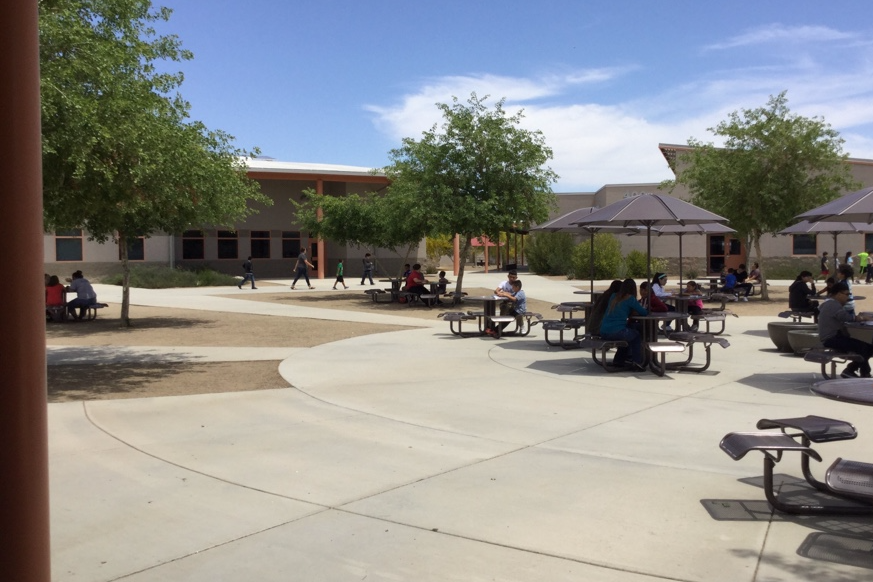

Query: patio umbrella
[779,219,873,273]
[532,207,642,293]
[796,187,873,224]
[653,223,736,288]
[571,193,729,302]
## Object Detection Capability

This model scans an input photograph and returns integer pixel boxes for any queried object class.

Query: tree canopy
[39,0,269,324]
[294,93,557,291]
[668,92,859,299]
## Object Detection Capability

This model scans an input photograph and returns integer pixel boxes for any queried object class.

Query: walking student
[333,260,349,289]
[291,249,315,290]
[238,256,256,289]
[360,253,374,285]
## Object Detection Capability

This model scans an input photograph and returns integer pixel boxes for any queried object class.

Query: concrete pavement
[48,273,873,581]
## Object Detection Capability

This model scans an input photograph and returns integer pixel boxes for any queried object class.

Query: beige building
[44,147,873,280]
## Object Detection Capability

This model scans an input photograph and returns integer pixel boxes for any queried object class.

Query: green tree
[572,233,623,280]
[39,0,268,326]
[667,92,859,299]
[383,93,558,293]
[426,234,454,264]
[293,187,428,278]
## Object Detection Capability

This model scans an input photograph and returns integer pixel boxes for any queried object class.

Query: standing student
[820,251,830,279]
[238,256,256,289]
[858,249,869,282]
[291,249,315,290]
[333,260,349,289]
[361,253,374,285]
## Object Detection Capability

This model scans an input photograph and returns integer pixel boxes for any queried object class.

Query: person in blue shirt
[487,279,526,335]
[599,278,648,369]
[720,267,738,299]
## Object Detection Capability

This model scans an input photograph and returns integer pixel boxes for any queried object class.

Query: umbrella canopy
[779,219,873,272]
[653,223,736,287]
[532,207,642,292]
[796,187,873,224]
[572,193,729,300]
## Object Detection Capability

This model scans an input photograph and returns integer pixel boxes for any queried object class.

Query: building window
[282,231,301,258]
[118,236,145,261]
[217,230,238,259]
[250,230,271,259]
[792,234,817,256]
[182,230,204,260]
[55,229,83,261]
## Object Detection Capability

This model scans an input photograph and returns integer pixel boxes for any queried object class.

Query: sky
[152,1,873,192]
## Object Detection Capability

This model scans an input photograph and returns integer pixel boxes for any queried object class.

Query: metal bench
[650,331,731,375]
[364,289,392,303]
[720,416,873,515]
[804,348,864,379]
[80,303,108,320]
[576,335,629,372]
[437,312,477,337]
[779,310,817,323]
[542,319,586,348]
[688,312,728,335]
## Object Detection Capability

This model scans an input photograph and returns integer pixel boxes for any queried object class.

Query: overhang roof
[244,158,387,180]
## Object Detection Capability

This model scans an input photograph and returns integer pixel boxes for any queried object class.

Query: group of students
[720,263,760,300]
[584,273,698,370]
[821,250,873,284]
[485,270,526,336]
[45,270,98,321]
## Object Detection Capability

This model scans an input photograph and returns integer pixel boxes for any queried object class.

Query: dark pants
[823,334,873,376]
[240,273,255,288]
[67,297,96,319]
[601,325,643,366]
[361,270,374,285]
[736,283,753,297]
[292,267,311,287]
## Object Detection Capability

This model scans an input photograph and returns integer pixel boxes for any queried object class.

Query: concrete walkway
[49,274,873,581]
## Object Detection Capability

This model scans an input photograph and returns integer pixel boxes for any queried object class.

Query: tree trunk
[754,236,769,301]
[119,232,132,327]
[454,238,472,296]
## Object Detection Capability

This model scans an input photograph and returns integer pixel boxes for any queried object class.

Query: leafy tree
[383,93,558,293]
[39,0,268,325]
[426,234,454,264]
[293,187,427,278]
[667,92,859,299]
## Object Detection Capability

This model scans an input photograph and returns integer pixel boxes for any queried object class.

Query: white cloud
[365,36,873,191]
[704,24,858,51]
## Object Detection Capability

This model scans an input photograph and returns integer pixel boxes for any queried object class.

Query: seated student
[734,264,753,300]
[404,263,428,302]
[816,276,835,297]
[640,281,669,312]
[486,279,526,335]
[720,268,738,298]
[648,274,676,334]
[45,275,66,320]
[402,263,412,279]
[65,270,97,320]
[836,264,857,315]
[599,278,648,370]
[683,281,705,331]
[437,271,449,294]
[748,262,762,283]
[818,281,873,378]
[788,270,819,315]
[586,280,622,337]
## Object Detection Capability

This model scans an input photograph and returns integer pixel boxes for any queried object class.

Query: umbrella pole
[647,225,653,308]
[678,233,684,289]
[589,230,595,294]
[834,234,838,274]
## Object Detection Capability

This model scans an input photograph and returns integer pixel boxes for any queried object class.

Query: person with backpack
[238,256,256,289]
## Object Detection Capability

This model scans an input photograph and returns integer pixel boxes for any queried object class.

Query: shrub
[572,233,623,280]
[624,250,648,279]
[526,232,575,276]
[104,265,238,288]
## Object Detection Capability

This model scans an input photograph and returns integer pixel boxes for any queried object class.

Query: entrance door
[708,235,744,274]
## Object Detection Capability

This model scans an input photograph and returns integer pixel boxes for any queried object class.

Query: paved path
[48,274,873,581]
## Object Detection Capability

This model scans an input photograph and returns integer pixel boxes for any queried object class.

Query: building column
[316,179,325,280]
[0,1,52,580]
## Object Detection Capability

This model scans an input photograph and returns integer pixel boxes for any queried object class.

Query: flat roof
[244,158,386,178]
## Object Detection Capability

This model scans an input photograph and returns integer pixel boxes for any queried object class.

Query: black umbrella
[572,194,729,302]
[796,187,873,224]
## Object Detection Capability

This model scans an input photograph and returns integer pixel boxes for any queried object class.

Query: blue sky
[154,1,873,191]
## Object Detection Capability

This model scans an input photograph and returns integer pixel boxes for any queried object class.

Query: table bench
[576,335,629,372]
[647,331,731,376]
[688,312,728,335]
[720,415,873,515]
[437,312,478,337]
[803,348,865,379]
[779,310,817,323]
[542,319,586,348]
